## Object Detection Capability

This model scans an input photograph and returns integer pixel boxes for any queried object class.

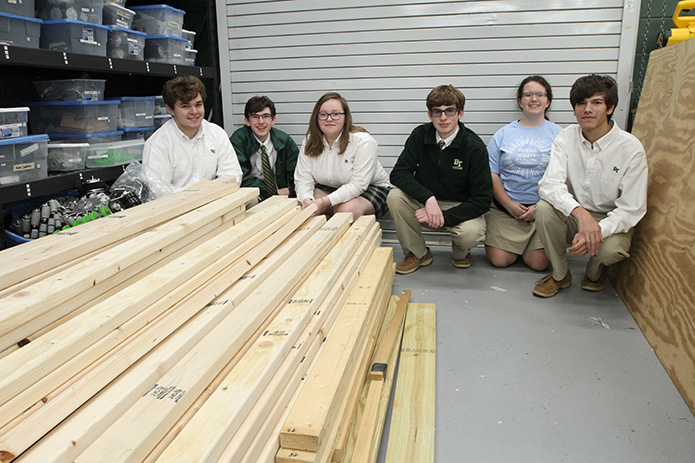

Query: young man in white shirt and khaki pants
[532,74,649,298]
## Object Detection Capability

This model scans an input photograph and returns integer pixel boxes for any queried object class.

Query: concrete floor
[378,244,695,463]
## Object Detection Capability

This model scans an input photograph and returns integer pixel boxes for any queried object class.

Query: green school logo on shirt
[613,166,620,173]
[453,159,463,170]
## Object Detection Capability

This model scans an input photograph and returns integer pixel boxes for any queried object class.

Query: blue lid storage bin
[85,138,144,168]
[0,0,35,18]
[34,79,106,101]
[144,34,186,64]
[40,19,108,56]
[106,25,145,60]
[47,142,89,172]
[27,100,119,134]
[0,12,42,49]
[130,4,184,37]
[0,134,49,185]
[0,107,30,139]
[49,130,123,143]
[121,126,155,140]
[108,96,155,128]
[35,0,103,25]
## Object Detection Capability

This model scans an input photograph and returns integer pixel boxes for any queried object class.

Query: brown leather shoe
[533,271,572,297]
[396,248,433,274]
[452,252,472,268]
[581,266,608,292]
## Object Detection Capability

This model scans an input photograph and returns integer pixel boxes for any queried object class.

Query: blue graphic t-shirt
[487,119,562,204]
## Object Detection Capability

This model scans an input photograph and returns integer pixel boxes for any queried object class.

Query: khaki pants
[386,188,486,260]
[534,199,633,280]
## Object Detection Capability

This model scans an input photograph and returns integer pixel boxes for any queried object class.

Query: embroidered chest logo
[210,149,216,154]
[452,158,463,170]
[613,166,620,173]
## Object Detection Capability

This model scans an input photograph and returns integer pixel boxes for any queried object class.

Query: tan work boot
[581,266,608,292]
[452,252,472,268]
[533,270,572,297]
[396,248,433,274]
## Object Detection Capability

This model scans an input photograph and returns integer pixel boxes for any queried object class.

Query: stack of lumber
[0,177,399,463]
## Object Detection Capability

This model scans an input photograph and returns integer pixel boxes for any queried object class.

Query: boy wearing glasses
[532,74,648,297]
[387,84,493,274]
[230,96,299,203]
[143,76,242,192]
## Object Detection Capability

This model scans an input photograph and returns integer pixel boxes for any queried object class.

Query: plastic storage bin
[47,142,89,172]
[102,3,134,28]
[41,19,108,56]
[0,107,29,139]
[144,34,186,64]
[34,79,106,101]
[27,100,119,134]
[121,126,154,140]
[181,28,195,49]
[153,114,171,129]
[49,130,123,143]
[35,0,103,25]
[0,134,49,185]
[109,96,155,128]
[85,138,144,167]
[0,12,42,48]
[183,48,197,66]
[106,25,145,60]
[153,95,167,115]
[0,0,35,18]
[130,4,184,37]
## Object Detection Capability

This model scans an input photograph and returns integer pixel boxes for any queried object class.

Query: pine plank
[384,303,436,463]
[279,247,394,454]
[0,178,240,292]
[0,187,256,352]
[1,203,316,463]
[0,194,286,429]
[71,214,351,463]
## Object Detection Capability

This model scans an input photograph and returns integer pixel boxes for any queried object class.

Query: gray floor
[378,244,695,463]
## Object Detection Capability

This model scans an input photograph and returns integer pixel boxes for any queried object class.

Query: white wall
[217,0,640,169]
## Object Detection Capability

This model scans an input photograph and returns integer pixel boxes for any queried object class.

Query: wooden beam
[384,303,436,463]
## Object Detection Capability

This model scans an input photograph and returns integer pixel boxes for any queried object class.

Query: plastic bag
[109,161,174,209]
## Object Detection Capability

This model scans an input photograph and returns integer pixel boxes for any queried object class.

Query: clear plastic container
[35,0,104,25]
[153,114,171,129]
[144,34,186,64]
[34,79,106,101]
[47,142,89,172]
[0,107,29,139]
[27,100,119,134]
[102,3,134,29]
[130,4,184,37]
[41,19,108,56]
[108,96,155,128]
[106,25,145,60]
[0,134,49,185]
[0,11,42,49]
[183,48,197,66]
[49,130,123,143]
[181,28,195,49]
[121,126,155,140]
[153,95,167,115]
[0,0,35,18]
[85,138,144,167]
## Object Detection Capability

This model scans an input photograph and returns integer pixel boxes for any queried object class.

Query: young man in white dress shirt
[532,74,649,297]
[143,76,242,192]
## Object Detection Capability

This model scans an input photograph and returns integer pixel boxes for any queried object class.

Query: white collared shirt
[294,131,391,205]
[143,118,242,192]
[436,125,460,149]
[538,122,648,238]
[249,135,276,181]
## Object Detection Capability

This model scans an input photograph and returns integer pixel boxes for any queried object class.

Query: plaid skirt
[316,183,392,218]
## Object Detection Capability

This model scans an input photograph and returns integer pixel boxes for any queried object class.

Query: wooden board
[612,37,695,415]
[384,303,436,463]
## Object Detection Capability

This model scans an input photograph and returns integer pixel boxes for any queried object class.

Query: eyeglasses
[430,108,459,118]
[521,92,548,99]
[249,113,273,121]
[318,112,345,121]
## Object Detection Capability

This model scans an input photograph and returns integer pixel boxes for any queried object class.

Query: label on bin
[13,162,36,172]
[84,91,99,101]
[128,38,141,56]
[168,21,180,29]
[0,124,23,139]
[81,27,97,44]
[20,143,39,157]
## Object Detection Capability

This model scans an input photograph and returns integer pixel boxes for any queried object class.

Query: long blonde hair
[304,92,367,157]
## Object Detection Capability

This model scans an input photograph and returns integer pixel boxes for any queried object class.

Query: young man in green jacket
[230,96,299,204]
[387,84,493,274]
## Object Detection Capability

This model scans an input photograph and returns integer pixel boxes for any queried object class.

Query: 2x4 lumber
[349,291,411,463]
[0,186,256,352]
[1,201,315,463]
[0,178,240,292]
[217,223,382,463]
[384,303,437,463]
[155,214,374,463]
[72,213,351,463]
[279,247,395,454]
[0,193,286,432]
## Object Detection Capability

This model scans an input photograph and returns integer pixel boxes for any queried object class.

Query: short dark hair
[426,85,466,111]
[162,76,207,109]
[244,96,276,119]
[517,75,553,119]
[569,74,618,120]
